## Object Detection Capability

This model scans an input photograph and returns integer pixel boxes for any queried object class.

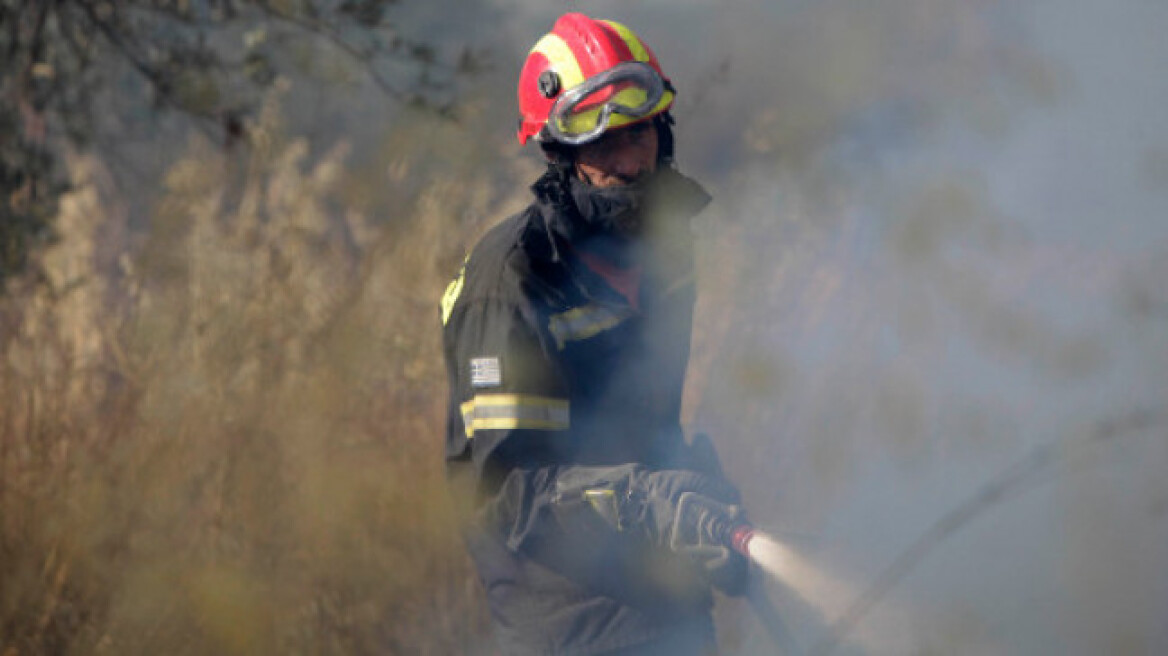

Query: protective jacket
[441,166,718,655]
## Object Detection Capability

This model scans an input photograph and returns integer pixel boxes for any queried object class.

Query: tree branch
[253,1,410,102]
[75,0,222,142]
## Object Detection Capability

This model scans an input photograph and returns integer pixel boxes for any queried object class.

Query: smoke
[308,1,1168,652]
[464,0,1168,654]
[681,1,1166,653]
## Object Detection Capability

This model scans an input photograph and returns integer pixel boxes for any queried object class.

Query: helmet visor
[546,62,666,146]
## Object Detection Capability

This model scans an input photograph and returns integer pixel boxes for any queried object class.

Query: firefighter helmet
[517,13,675,146]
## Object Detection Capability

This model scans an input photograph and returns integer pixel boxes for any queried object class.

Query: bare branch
[253,1,409,102]
[75,0,222,142]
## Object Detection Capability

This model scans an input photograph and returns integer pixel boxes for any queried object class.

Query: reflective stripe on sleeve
[548,304,635,350]
[459,394,570,438]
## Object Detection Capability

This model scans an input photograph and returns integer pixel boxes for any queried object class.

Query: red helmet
[516,13,675,145]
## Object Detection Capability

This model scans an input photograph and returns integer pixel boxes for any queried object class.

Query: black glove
[648,472,750,596]
[550,465,750,594]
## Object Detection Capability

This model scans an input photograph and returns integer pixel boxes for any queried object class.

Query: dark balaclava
[541,114,676,241]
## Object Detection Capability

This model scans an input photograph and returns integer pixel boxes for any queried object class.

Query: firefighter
[441,13,748,655]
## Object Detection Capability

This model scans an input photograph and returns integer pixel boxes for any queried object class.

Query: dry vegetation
[0,94,524,654]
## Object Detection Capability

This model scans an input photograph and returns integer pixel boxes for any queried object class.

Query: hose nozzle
[729,525,756,557]
[670,491,751,554]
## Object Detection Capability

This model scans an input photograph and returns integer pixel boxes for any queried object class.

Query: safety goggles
[545,61,667,146]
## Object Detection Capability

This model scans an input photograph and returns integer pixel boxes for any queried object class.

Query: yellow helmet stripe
[601,20,651,63]
[531,33,586,90]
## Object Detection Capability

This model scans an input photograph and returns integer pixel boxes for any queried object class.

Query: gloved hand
[644,471,750,595]
[550,465,750,594]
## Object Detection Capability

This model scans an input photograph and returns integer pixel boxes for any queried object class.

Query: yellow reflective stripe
[532,33,585,90]
[602,20,651,63]
[472,394,565,409]
[460,399,476,437]
[441,256,468,326]
[549,304,635,349]
[473,418,569,431]
[459,394,570,438]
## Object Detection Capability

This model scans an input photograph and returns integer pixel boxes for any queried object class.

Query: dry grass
[0,97,520,654]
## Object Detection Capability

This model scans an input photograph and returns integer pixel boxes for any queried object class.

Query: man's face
[573,121,659,188]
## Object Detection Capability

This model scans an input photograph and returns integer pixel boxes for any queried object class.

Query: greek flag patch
[470,357,502,388]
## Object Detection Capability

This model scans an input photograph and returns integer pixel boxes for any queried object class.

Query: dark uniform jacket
[441,166,715,655]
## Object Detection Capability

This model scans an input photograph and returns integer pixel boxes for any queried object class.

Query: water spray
[672,493,808,653]
[729,526,806,654]
[674,492,880,654]
[673,491,813,587]
[729,526,781,576]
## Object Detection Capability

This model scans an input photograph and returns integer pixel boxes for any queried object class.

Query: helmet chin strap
[654,111,675,165]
